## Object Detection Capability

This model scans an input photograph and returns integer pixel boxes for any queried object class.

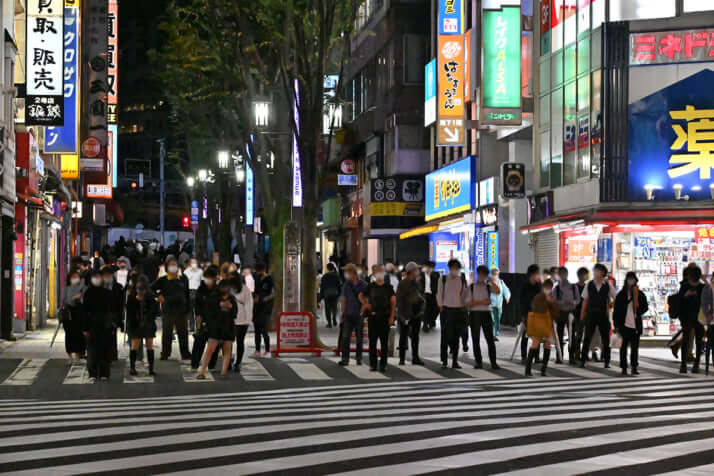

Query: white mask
[204,278,214,286]
[449,269,460,278]
[91,277,102,287]
[191,262,198,269]
[167,265,178,274]
[70,278,80,286]
[375,272,385,281]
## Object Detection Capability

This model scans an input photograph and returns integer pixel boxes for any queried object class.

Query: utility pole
[158,139,166,246]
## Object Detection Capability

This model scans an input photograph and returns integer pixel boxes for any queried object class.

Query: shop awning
[399,225,439,240]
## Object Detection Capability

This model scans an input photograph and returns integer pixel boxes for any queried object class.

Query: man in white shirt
[468,265,501,370]
[579,263,617,369]
[437,259,470,369]
[242,266,255,293]
[183,259,203,332]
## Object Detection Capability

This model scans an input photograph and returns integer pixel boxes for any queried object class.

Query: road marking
[181,364,213,382]
[241,358,274,381]
[286,362,332,380]
[1,359,48,386]
[62,362,91,384]
[124,359,154,384]
[394,362,445,379]
[326,356,389,379]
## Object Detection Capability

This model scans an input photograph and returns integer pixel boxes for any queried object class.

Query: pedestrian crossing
[0,354,709,387]
[3,376,714,474]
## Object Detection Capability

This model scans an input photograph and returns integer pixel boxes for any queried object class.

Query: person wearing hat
[396,262,426,365]
[437,259,470,369]
[419,261,440,332]
[613,271,648,376]
[152,256,191,360]
[339,263,368,366]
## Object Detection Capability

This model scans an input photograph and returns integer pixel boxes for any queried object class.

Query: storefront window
[563,0,577,46]
[540,130,551,188]
[577,37,589,76]
[609,0,675,21]
[591,29,601,75]
[551,50,563,88]
[551,1,564,53]
[592,0,604,29]
[539,57,550,95]
[563,81,577,185]
[577,0,590,37]
[539,93,551,129]
[684,0,714,12]
[590,70,602,178]
[564,44,576,81]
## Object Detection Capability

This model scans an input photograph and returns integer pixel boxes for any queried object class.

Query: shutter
[535,230,560,270]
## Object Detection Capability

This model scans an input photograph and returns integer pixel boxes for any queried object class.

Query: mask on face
[345,273,353,281]
[70,278,80,286]
[91,277,102,287]
[375,272,385,281]
[357,270,363,277]
[422,267,429,273]
[626,278,636,287]
[119,263,126,269]
[191,262,198,269]
[167,265,178,274]
[204,278,214,286]
[449,269,460,278]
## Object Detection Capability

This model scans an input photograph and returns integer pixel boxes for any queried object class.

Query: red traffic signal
[131,182,138,189]
[183,216,190,228]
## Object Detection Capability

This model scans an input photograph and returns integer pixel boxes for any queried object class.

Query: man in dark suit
[419,261,440,332]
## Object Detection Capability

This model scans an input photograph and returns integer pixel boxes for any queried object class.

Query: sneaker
[491,363,501,370]
[250,351,261,358]
[338,361,349,366]
[631,368,639,375]
[130,368,138,376]
[621,368,627,376]
[370,367,378,372]
[474,362,483,369]
[692,364,700,374]
[263,352,271,358]
[89,377,97,384]
[452,362,462,369]
[233,364,241,373]
[463,345,469,353]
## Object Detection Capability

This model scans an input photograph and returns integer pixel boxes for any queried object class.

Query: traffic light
[183,216,190,228]
[131,181,138,189]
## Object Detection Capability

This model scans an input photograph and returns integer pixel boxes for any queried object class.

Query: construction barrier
[272,312,322,357]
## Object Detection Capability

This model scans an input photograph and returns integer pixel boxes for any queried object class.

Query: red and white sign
[273,312,322,357]
[81,137,102,158]
[340,159,356,174]
[435,240,458,261]
[630,28,714,65]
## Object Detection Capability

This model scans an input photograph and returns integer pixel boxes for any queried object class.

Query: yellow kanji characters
[668,105,714,179]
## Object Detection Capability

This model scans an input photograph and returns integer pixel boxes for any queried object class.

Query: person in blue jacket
[489,268,510,341]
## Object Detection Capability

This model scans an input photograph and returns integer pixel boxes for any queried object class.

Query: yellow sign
[370,202,424,217]
[61,154,79,179]
[668,105,714,179]
[65,0,80,6]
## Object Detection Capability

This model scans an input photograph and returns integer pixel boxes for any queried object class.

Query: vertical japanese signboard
[438,0,463,35]
[292,79,303,207]
[45,1,79,152]
[107,0,118,124]
[26,0,65,126]
[246,163,254,226]
[82,0,108,164]
[424,59,436,127]
[482,7,522,126]
[437,35,465,146]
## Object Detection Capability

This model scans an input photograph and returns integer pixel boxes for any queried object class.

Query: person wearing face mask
[467,265,501,370]
[183,258,204,332]
[101,265,125,362]
[385,261,400,293]
[359,264,396,372]
[197,278,238,379]
[319,262,342,328]
[396,262,426,366]
[419,261,439,332]
[519,265,543,363]
[579,263,616,369]
[525,279,559,376]
[242,266,255,293]
[126,275,160,376]
[437,259,469,369]
[554,267,579,364]
[570,267,589,365]
[488,268,510,342]
[61,269,87,364]
[232,273,254,372]
[191,266,221,369]
[115,257,131,287]
[676,264,705,373]
[82,270,114,382]
[338,264,369,366]
[613,272,648,376]
[152,257,191,360]
[252,262,275,357]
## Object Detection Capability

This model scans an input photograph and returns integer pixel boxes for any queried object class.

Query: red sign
[340,159,355,174]
[81,137,102,158]
[630,29,714,65]
[272,312,322,357]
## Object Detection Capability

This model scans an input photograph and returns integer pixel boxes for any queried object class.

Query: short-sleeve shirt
[363,281,395,317]
[581,280,616,301]
[341,279,368,317]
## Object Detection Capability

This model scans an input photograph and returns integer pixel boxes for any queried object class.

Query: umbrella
[49,318,62,349]
[510,323,524,361]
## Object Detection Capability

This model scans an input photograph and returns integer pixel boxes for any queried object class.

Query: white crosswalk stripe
[180,363,213,382]
[2,376,714,474]
[62,362,91,384]
[284,359,332,380]
[1,359,47,386]
[240,357,274,381]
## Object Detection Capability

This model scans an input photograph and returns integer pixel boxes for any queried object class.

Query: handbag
[527,311,553,339]
[610,332,623,349]
[698,308,709,326]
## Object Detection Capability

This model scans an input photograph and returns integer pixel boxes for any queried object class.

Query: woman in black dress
[197,278,237,379]
[82,270,114,381]
[61,269,86,363]
[126,275,159,376]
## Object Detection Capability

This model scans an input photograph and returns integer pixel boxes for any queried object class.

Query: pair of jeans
[619,326,640,369]
[398,317,422,362]
[324,296,338,326]
[491,307,502,336]
[341,315,364,363]
[234,325,249,367]
[161,313,190,359]
[581,315,611,365]
[469,310,498,366]
[441,307,467,364]
[368,315,389,369]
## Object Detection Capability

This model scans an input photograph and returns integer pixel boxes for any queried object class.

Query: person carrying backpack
[467,265,501,370]
[437,259,470,369]
[555,267,580,364]
[359,264,396,372]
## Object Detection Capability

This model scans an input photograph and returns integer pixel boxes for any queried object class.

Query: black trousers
[161,313,190,359]
[424,294,438,328]
[469,310,497,366]
[324,296,338,326]
[234,324,249,367]
[620,327,640,369]
[441,308,467,363]
[570,315,585,360]
[682,322,704,367]
[581,315,611,364]
[398,317,422,361]
[87,330,112,379]
[556,317,569,357]
[341,315,364,362]
[254,310,270,353]
[368,316,389,368]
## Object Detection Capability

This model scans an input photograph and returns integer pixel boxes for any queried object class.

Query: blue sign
[45,6,79,154]
[338,174,358,186]
[475,230,486,268]
[429,231,461,274]
[246,163,254,226]
[438,0,463,35]
[628,68,714,201]
[597,237,613,263]
[425,59,436,102]
[425,156,476,221]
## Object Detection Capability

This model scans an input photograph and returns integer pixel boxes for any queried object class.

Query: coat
[613,288,648,335]
[126,292,159,338]
[82,286,114,335]
[152,275,190,316]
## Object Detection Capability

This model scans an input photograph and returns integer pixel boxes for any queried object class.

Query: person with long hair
[61,269,86,364]
[613,271,648,376]
[525,279,559,376]
[198,278,237,379]
[677,264,705,373]
[232,273,254,372]
[126,275,159,376]
[82,270,114,382]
